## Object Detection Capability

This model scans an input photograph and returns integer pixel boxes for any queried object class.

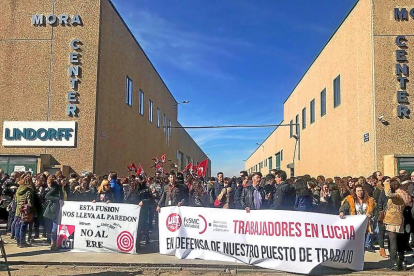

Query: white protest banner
[159,207,368,274]
[58,201,140,254]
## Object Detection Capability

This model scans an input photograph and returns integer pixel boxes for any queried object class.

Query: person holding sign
[93,180,114,204]
[241,172,265,213]
[339,184,376,253]
[156,171,187,212]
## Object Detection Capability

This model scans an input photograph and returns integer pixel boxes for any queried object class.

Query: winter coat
[233,185,243,209]
[383,181,406,227]
[373,181,384,203]
[96,188,115,203]
[272,182,295,210]
[110,179,124,203]
[217,186,234,209]
[263,184,276,209]
[158,183,188,207]
[189,190,209,207]
[43,183,63,222]
[15,185,34,217]
[127,186,152,205]
[339,195,376,216]
[364,183,374,197]
[211,182,224,201]
[331,189,342,212]
[241,185,266,210]
[294,192,313,212]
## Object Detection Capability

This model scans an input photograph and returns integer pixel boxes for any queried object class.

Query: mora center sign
[2,121,77,147]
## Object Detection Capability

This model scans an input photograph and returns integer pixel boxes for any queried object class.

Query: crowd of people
[0,168,413,271]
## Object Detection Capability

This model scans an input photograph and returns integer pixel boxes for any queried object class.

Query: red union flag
[183,162,193,172]
[127,163,137,172]
[197,159,208,177]
[136,164,144,176]
[161,154,166,163]
[156,163,166,174]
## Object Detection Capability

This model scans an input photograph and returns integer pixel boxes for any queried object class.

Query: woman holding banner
[339,184,376,253]
[94,179,114,203]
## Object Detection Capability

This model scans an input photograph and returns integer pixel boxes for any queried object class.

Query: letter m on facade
[32,14,44,26]
[395,8,408,21]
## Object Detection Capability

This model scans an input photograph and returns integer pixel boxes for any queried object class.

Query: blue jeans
[51,222,58,243]
[45,218,58,243]
[15,218,28,245]
[11,216,18,238]
[365,232,372,248]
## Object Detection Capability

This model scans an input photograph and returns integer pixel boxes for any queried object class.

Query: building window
[290,120,293,138]
[139,90,144,115]
[321,88,326,117]
[295,114,299,134]
[157,108,160,128]
[302,108,306,130]
[281,149,283,161]
[264,159,267,167]
[163,114,166,132]
[310,99,315,124]
[126,77,132,106]
[168,120,172,138]
[148,100,153,123]
[334,75,341,108]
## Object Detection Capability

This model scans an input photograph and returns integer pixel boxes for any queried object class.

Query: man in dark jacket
[156,171,188,211]
[241,172,265,212]
[272,170,295,210]
[263,174,276,209]
[211,172,224,202]
[233,178,244,209]
[109,172,124,203]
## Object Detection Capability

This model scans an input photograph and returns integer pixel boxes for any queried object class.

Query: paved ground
[1,231,413,276]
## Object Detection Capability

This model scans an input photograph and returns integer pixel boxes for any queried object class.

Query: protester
[241,172,265,212]
[43,176,63,250]
[263,174,276,209]
[215,177,234,209]
[211,172,224,202]
[127,174,152,248]
[15,175,35,248]
[189,179,209,207]
[339,184,376,253]
[383,177,409,270]
[156,171,187,212]
[233,178,244,209]
[109,172,123,203]
[94,179,114,203]
[294,178,313,212]
[272,170,295,210]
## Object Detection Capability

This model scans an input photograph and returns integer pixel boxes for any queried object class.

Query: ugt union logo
[166,213,182,232]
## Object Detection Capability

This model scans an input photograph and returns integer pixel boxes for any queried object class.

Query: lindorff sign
[2,121,76,147]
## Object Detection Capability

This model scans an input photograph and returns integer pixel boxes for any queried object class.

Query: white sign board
[58,201,140,254]
[159,207,368,274]
[13,166,26,172]
[2,121,76,147]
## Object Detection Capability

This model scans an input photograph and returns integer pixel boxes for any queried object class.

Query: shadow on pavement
[7,249,65,258]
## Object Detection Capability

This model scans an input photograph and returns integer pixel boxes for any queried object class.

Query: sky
[111,0,358,176]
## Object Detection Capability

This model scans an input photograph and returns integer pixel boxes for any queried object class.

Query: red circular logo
[166,213,182,232]
[117,231,134,252]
